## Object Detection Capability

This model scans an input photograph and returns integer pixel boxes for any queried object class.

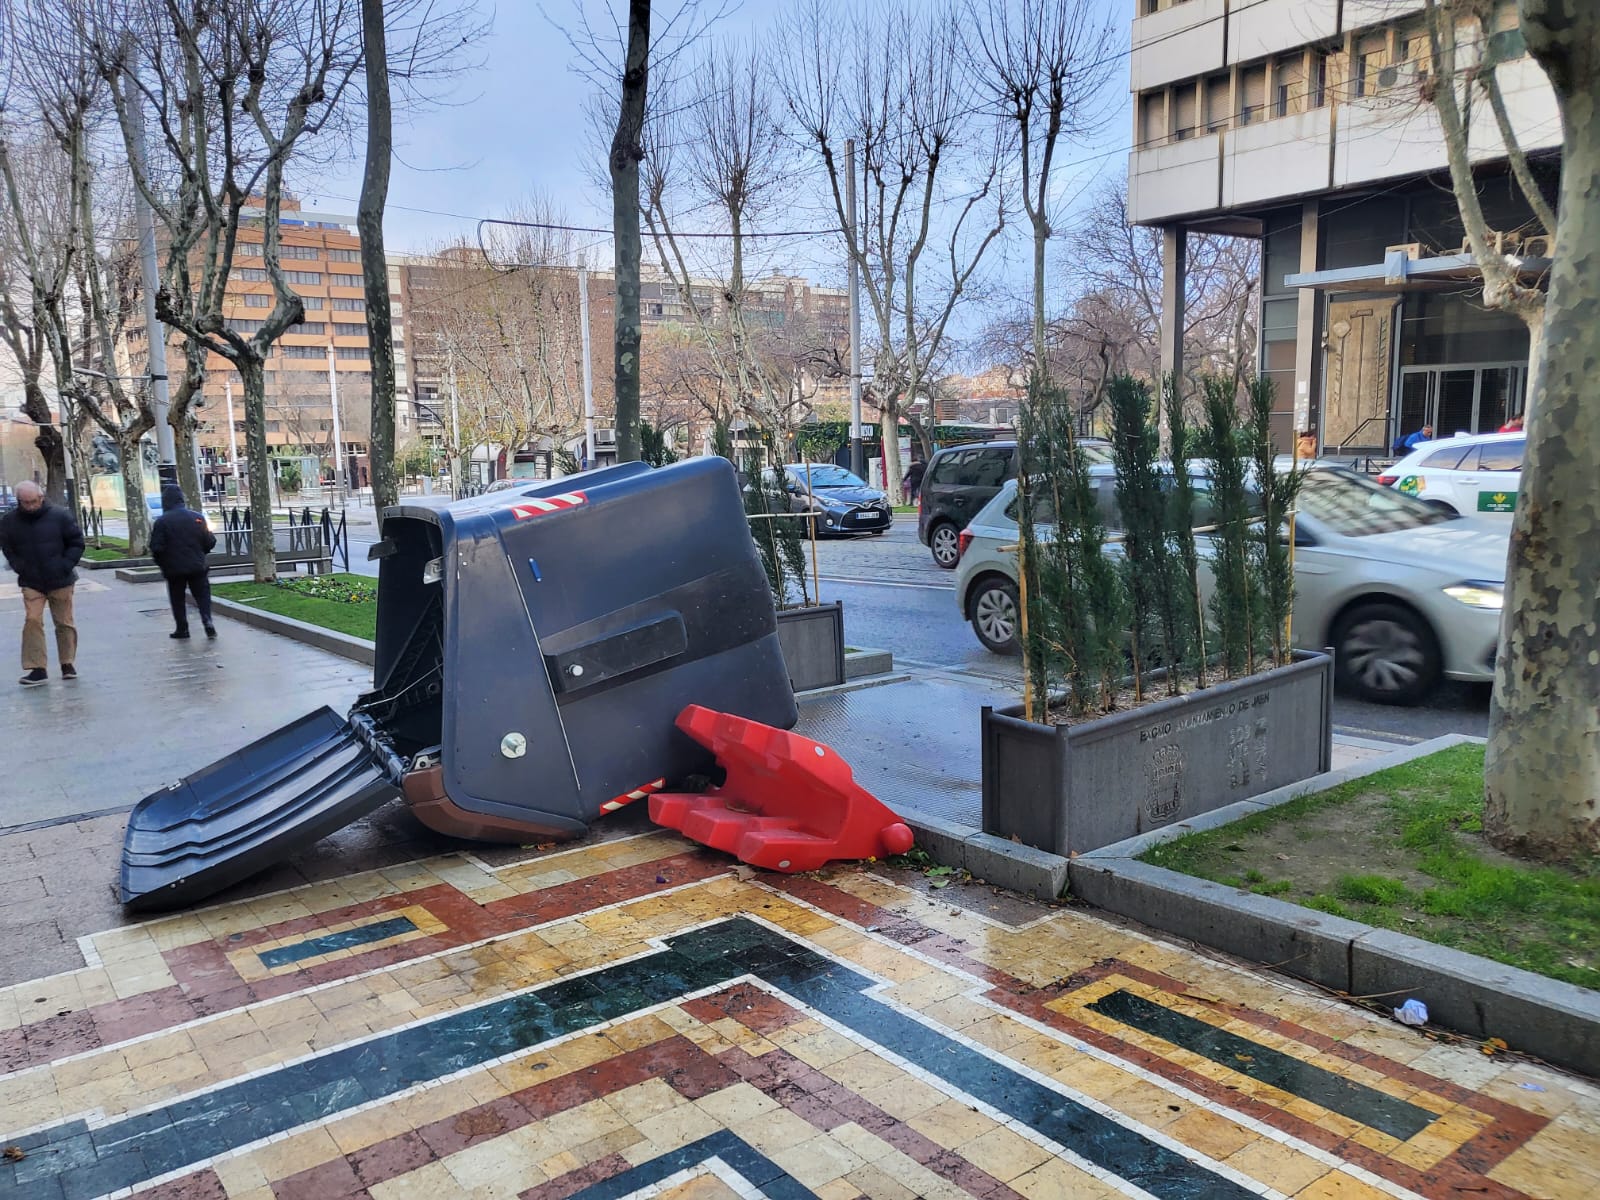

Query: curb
[1069,734,1600,1078]
[897,807,1069,900]
[206,608,896,687]
[209,598,375,665]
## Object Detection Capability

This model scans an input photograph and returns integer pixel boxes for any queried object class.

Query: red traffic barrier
[649,704,915,873]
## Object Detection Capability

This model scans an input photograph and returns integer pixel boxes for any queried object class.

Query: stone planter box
[776,602,846,693]
[982,651,1334,857]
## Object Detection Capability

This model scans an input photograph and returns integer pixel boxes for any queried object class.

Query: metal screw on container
[500,732,527,759]
[568,664,585,678]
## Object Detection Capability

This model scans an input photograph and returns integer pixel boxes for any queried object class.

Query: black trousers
[166,573,214,632]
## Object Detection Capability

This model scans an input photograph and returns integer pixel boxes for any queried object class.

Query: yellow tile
[959,1124,1053,1182]
[1293,1170,1393,1199]
[1223,1138,1332,1194]
[769,1133,868,1189]
[369,1159,460,1200]
[210,1149,271,1196]
[440,1135,547,1194]
[840,1162,922,1200]
[1010,1156,1123,1200]
[693,1081,781,1126]
[1165,1107,1258,1162]
[730,1107,824,1156]
[633,1100,723,1152]
[327,1102,418,1155]
[906,1098,999,1149]
[248,1126,343,1183]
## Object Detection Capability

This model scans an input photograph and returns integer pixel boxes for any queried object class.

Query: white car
[953,464,1510,705]
[1378,431,1524,519]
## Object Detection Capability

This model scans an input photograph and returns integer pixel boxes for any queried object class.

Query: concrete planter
[981,650,1334,857]
[775,602,846,693]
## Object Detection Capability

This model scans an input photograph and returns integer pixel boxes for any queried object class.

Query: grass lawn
[892,504,917,515]
[1140,743,1600,991]
[81,537,133,562]
[212,572,377,641]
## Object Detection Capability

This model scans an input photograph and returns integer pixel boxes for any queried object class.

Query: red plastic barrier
[648,704,915,873]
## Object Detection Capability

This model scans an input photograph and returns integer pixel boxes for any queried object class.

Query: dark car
[917,439,1111,568]
[775,463,892,536]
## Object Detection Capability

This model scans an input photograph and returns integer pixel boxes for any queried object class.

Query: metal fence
[215,505,348,572]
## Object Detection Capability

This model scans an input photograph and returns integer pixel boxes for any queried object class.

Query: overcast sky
[304,0,1134,295]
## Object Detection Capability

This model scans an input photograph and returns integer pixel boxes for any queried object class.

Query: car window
[1297,468,1453,535]
[792,464,867,488]
[929,450,972,486]
[968,449,1009,488]
[1421,445,1474,470]
[1476,438,1524,471]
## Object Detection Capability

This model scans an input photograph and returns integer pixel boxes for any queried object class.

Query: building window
[335,346,368,361]
[244,293,271,308]
[298,295,325,310]
[280,344,323,359]
[236,268,267,282]
[281,244,321,260]
[333,297,365,311]
[330,273,362,287]
[327,248,361,262]
[236,242,262,258]
[285,270,322,285]
[290,321,325,334]
[1239,63,1266,124]
[332,322,366,337]
[226,317,265,333]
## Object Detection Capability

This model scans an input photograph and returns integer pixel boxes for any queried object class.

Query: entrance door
[1435,369,1477,438]
[1394,364,1525,440]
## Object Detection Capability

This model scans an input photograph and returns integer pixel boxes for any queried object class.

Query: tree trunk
[239,356,277,582]
[609,0,651,465]
[1483,0,1600,858]
[880,394,903,499]
[119,433,152,556]
[20,381,68,504]
[171,373,204,511]
[1032,218,1049,375]
[360,0,400,513]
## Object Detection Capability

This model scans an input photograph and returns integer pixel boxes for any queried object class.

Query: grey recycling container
[120,457,797,910]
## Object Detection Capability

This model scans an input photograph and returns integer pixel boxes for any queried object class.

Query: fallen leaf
[2,1147,24,1162]
[1481,1037,1509,1056]
[1234,1054,1254,1064]
[1273,853,1291,861]
[454,1109,507,1139]
[930,878,950,889]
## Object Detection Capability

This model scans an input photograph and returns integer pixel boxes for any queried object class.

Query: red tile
[272,1155,367,1199]
[129,1168,230,1199]
[519,1152,631,1200]
[350,1130,436,1188]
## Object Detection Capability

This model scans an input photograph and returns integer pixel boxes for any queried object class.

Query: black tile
[1088,989,1437,1141]
[257,914,418,969]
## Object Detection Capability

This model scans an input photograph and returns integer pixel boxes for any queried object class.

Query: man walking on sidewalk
[150,484,217,640]
[0,480,84,686]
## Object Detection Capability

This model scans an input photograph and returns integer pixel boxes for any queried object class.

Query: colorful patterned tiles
[1,831,1596,1200]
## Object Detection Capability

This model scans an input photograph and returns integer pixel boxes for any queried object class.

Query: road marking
[817,575,955,592]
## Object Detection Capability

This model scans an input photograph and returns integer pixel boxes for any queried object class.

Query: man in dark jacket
[150,484,218,640]
[0,480,84,686]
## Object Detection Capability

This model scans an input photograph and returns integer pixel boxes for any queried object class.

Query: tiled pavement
[4,832,1599,1200]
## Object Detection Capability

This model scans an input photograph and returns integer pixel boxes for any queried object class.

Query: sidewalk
[4,577,1600,1198]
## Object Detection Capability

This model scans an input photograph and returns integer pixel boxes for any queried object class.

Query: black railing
[215,505,346,571]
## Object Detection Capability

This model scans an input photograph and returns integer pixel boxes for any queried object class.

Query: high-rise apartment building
[1129,0,1557,452]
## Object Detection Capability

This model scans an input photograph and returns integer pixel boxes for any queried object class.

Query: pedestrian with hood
[150,484,217,639]
[0,480,84,686]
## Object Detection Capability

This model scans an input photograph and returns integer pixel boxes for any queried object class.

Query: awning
[1286,250,1552,292]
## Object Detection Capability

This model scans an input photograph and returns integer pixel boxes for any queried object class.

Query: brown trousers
[21,585,76,671]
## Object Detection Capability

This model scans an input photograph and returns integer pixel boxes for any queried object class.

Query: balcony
[1229,0,1338,65]
[1130,0,1226,92]
[1468,53,1561,164]
[1334,88,1448,188]
[1128,130,1222,225]
[1221,106,1333,208]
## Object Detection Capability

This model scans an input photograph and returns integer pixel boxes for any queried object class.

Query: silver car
[953,464,1508,705]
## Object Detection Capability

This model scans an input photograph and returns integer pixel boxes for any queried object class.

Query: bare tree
[356,0,485,510]
[784,0,1007,497]
[1476,0,1600,860]
[970,0,1114,367]
[643,43,828,448]
[0,1,158,548]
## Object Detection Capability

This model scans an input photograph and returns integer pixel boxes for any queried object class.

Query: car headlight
[1443,581,1504,610]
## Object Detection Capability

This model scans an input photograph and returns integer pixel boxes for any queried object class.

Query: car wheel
[1332,602,1441,706]
[970,577,1022,656]
[1422,499,1458,515]
[930,522,961,569]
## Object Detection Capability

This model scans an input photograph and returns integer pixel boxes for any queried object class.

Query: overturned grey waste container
[121,458,798,910]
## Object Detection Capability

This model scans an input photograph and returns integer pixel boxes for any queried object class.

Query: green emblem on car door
[1478,491,1516,512]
